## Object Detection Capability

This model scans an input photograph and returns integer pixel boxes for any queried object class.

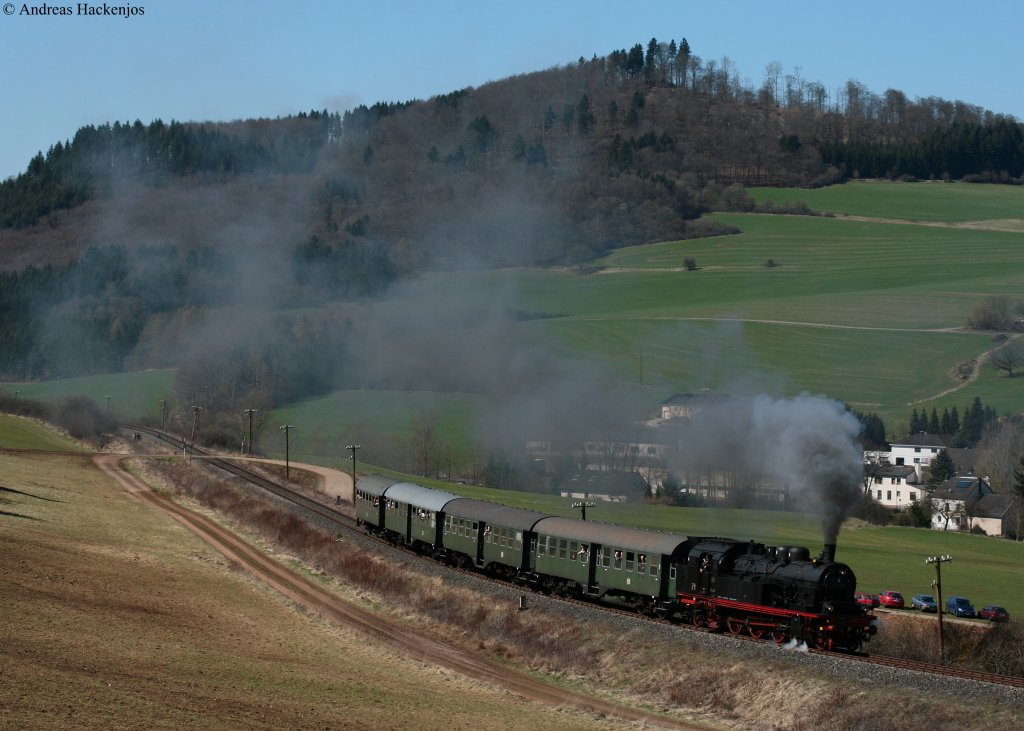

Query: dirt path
[94,454,702,730]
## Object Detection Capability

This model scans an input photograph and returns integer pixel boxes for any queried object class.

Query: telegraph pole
[280,425,294,479]
[160,399,167,430]
[243,408,258,455]
[926,554,953,665]
[572,500,596,521]
[189,405,203,443]
[346,443,362,487]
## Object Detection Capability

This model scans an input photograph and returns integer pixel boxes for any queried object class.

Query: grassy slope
[5,183,1023,443]
[0,413,86,451]
[0,445,616,730]
[0,369,175,421]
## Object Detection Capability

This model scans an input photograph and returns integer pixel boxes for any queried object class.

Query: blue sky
[2,0,1022,180]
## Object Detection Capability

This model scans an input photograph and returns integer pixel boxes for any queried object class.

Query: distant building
[659,392,729,421]
[866,464,921,510]
[930,476,995,532]
[889,433,950,482]
[559,471,650,503]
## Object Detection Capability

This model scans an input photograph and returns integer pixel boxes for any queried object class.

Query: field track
[93,453,704,731]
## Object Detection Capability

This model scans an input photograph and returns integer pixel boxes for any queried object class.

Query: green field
[748,180,1024,224]
[0,413,85,451]
[4,182,1024,456]
[1,369,175,421]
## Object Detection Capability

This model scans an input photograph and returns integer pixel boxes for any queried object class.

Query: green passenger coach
[382,482,459,550]
[531,517,691,614]
[442,498,548,576]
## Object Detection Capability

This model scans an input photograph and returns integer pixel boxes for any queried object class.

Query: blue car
[911,594,937,612]
[945,596,976,618]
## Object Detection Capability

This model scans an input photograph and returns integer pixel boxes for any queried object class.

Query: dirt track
[94,454,702,730]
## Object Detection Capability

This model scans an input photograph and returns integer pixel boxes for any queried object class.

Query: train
[355,475,876,652]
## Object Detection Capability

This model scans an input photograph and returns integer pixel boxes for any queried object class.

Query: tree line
[0,111,340,228]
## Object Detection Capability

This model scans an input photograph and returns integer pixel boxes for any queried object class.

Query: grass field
[0,413,86,451]
[0,447,620,730]
[748,180,1024,223]
[0,369,175,421]
[4,182,1024,467]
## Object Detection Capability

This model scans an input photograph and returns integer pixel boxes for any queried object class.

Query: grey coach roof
[384,482,460,512]
[444,498,549,531]
[534,516,691,556]
[356,475,401,497]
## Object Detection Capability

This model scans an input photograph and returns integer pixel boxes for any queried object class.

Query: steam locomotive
[355,475,875,652]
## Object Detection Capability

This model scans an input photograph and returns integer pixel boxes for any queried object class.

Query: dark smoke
[669,394,865,545]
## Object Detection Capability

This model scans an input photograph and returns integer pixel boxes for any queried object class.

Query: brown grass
[1,451,624,731]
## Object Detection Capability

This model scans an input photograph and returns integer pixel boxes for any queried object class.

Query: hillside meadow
[3,182,1023,460]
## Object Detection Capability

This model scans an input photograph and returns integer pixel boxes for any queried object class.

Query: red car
[855,593,879,608]
[877,591,905,609]
[978,605,1010,622]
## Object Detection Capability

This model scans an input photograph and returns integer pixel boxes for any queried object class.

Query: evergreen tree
[927,449,957,490]
[928,408,941,434]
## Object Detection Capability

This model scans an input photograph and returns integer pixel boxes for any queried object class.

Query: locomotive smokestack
[823,543,836,563]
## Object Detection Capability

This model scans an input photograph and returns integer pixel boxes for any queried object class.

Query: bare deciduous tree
[990,339,1024,377]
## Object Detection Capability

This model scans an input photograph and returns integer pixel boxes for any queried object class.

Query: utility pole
[572,500,596,521]
[280,424,294,479]
[160,399,167,430]
[105,395,111,411]
[189,405,203,443]
[346,443,362,488]
[243,408,258,455]
[926,554,953,665]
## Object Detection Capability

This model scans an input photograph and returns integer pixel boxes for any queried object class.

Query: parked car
[945,596,976,618]
[910,594,938,612]
[978,605,1010,622]
[855,593,879,608]
[877,590,905,609]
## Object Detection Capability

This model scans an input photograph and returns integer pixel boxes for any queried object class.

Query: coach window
[559,539,567,560]
[613,549,623,569]
[625,552,635,572]
[569,541,578,561]
[515,531,523,551]
[669,564,677,580]
[650,561,659,577]
[601,547,611,568]
[579,544,589,563]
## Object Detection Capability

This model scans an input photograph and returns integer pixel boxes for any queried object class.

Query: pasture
[3,182,1023,455]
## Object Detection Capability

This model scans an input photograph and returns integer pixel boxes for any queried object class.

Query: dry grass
[1,452,627,731]
[136,457,1024,730]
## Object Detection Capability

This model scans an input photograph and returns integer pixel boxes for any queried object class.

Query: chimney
[823,543,836,563]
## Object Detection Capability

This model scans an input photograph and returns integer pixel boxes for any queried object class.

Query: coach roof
[444,498,549,531]
[534,516,691,556]
[356,475,401,497]
[384,482,460,512]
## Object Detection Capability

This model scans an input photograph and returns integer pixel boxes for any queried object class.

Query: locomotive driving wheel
[726,618,745,636]
[748,625,766,640]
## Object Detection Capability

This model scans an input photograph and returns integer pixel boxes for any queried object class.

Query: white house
[889,433,950,482]
[866,464,922,510]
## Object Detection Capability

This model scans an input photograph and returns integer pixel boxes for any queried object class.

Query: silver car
[910,594,937,612]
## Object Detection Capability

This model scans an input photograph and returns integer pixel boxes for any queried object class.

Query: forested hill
[1,36,1022,385]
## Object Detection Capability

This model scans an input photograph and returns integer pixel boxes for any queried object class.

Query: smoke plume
[669,394,865,545]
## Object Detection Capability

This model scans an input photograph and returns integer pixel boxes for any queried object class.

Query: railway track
[120,424,1024,690]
